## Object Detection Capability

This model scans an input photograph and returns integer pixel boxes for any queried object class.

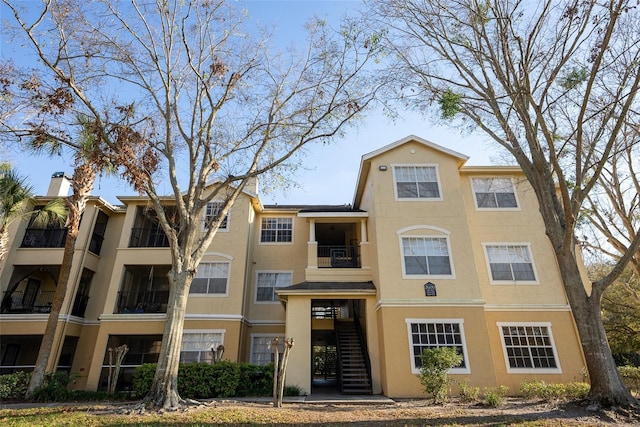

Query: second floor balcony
[299,211,372,282]
[1,289,91,317]
[317,245,361,268]
[116,289,169,314]
[1,290,54,313]
[115,265,170,314]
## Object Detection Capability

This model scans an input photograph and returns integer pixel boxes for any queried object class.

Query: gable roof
[352,135,469,207]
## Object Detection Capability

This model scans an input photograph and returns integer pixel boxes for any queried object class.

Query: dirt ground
[180,397,640,426]
[4,396,640,426]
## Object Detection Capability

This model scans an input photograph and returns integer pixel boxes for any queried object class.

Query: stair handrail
[352,304,373,393]
[333,317,343,393]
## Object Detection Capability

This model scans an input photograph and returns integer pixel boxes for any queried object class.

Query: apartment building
[0,135,586,397]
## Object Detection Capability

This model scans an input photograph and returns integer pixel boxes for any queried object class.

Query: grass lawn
[1,398,639,426]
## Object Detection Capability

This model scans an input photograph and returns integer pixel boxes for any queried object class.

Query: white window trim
[202,201,229,233]
[258,216,294,245]
[180,329,226,363]
[482,242,539,285]
[189,260,231,297]
[254,270,293,304]
[471,177,521,211]
[399,230,456,279]
[249,333,285,365]
[405,318,470,374]
[392,163,444,202]
[497,322,562,374]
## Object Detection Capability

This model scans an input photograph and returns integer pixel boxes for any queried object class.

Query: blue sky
[2,0,502,206]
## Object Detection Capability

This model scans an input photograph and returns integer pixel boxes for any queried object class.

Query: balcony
[128,227,170,248]
[1,290,54,314]
[116,290,169,314]
[115,265,171,314]
[317,245,361,268]
[21,228,67,248]
[128,206,176,248]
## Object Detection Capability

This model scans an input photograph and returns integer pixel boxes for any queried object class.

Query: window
[204,202,228,230]
[190,262,229,294]
[180,331,224,363]
[260,218,292,243]
[256,272,291,302]
[98,335,163,392]
[473,178,518,209]
[89,210,109,254]
[406,319,469,374]
[250,335,285,365]
[394,165,441,199]
[498,323,560,373]
[484,244,536,282]
[401,236,453,276]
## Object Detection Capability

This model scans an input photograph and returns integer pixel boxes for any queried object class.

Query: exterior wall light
[379,165,388,171]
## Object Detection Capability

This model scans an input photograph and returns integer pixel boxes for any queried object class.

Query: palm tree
[26,125,114,396]
[0,163,66,269]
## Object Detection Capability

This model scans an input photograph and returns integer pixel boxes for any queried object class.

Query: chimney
[245,176,259,195]
[46,172,72,197]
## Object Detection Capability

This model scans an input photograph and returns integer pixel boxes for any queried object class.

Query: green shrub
[283,384,303,396]
[458,379,480,403]
[482,385,508,407]
[519,379,590,401]
[0,371,31,400]
[208,361,241,398]
[30,371,73,402]
[564,382,590,400]
[618,366,640,395]
[133,361,248,399]
[178,363,216,399]
[132,363,156,398]
[237,363,274,397]
[417,347,463,404]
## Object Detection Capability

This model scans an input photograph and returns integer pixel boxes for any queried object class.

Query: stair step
[336,321,372,395]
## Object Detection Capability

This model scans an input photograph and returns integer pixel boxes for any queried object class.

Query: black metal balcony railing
[1,290,55,313]
[116,290,169,314]
[317,245,361,268]
[21,228,67,248]
[128,227,170,248]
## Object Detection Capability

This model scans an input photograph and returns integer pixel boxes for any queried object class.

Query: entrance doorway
[311,329,338,393]
[310,299,371,395]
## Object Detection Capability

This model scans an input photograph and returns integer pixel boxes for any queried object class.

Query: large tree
[367,0,640,406]
[2,0,382,409]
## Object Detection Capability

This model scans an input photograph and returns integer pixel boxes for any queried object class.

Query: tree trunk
[0,224,9,270]
[276,338,294,407]
[271,338,280,406]
[146,269,192,410]
[556,252,636,407]
[26,217,79,397]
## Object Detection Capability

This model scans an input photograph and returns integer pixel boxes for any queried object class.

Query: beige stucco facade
[0,135,586,397]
